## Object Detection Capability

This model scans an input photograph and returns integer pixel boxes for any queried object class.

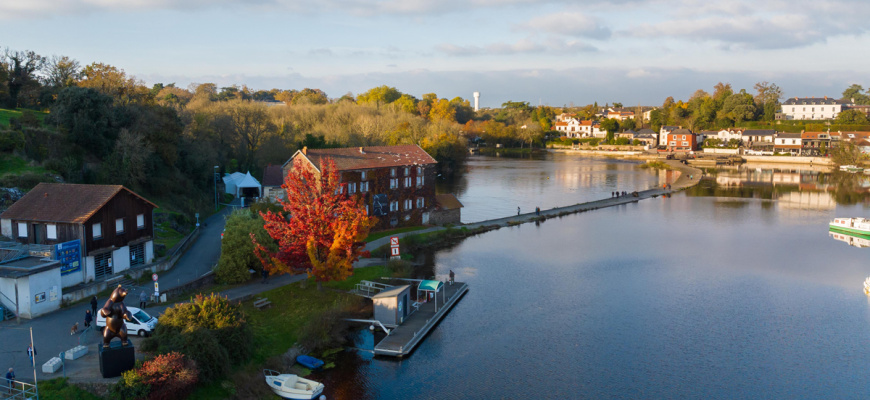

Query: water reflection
[829,230,870,248]
[689,164,870,210]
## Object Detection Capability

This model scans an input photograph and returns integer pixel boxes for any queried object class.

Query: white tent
[222,172,246,196]
[234,171,262,198]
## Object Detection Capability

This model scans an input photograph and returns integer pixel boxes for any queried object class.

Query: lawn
[188,265,388,399]
[364,225,428,242]
[0,153,49,177]
[0,108,48,126]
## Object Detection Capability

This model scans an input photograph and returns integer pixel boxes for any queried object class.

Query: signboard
[56,240,82,276]
[152,274,158,282]
[390,236,400,258]
[34,292,46,303]
[154,282,159,297]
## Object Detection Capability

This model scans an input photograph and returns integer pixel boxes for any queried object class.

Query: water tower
[473,92,480,112]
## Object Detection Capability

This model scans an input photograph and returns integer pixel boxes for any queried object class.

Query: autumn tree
[253,158,374,291]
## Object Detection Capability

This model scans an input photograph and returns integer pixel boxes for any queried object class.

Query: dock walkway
[373,281,469,357]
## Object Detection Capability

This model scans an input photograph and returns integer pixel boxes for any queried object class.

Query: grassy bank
[0,108,48,126]
[188,265,389,399]
[639,160,674,170]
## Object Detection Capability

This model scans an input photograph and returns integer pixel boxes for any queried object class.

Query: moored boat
[829,217,870,236]
[828,230,870,248]
[296,355,325,370]
[264,369,324,400]
[839,165,864,173]
[864,277,870,296]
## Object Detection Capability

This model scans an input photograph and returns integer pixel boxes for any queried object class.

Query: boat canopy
[418,280,443,292]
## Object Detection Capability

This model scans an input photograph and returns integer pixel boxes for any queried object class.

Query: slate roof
[776,133,802,139]
[783,97,845,105]
[669,129,693,136]
[288,145,437,172]
[435,194,464,210]
[743,129,776,136]
[0,183,156,224]
[262,165,284,187]
[637,128,656,135]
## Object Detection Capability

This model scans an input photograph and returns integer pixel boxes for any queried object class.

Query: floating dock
[372,281,468,357]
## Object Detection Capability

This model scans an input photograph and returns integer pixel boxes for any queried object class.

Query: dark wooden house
[283,145,438,231]
[0,183,157,285]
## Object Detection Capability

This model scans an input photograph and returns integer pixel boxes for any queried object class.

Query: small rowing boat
[264,369,324,400]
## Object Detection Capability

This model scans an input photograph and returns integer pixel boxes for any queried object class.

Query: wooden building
[283,145,438,231]
[0,183,157,287]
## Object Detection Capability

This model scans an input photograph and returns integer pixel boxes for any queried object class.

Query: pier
[370,280,468,357]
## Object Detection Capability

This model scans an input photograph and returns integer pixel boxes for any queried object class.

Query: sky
[1,0,869,108]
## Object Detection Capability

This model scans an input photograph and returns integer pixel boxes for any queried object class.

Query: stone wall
[430,209,460,226]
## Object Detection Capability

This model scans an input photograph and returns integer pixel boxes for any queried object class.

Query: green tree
[79,62,151,105]
[835,109,870,125]
[357,85,402,107]
[754,81,783,121]
[718,91,757,124]
[2,49,46,108]
[45,55,82,88]
[429,98,456,122]
[831,141,865,166]
[50,86,118,158]
[600,118,619,142]
[393,94,418,114]
[842,84,870,105]
[215,209,276,284]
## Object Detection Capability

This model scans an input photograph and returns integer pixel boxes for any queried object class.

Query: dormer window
[390,168,396,177]
[361,171,367,180]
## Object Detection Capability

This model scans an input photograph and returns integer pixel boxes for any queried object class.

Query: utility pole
[214,166,219,211]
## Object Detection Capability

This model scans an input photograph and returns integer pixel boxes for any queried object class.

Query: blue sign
[56,240,82,276]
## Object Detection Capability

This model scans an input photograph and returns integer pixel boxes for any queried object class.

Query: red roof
[289,145,437,172]
[0,183,156,224]
[262,165,284,187]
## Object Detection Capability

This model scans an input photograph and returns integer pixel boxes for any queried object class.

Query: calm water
[313,155,870,399]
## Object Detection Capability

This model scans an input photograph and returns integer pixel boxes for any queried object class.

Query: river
[313,153,870,399]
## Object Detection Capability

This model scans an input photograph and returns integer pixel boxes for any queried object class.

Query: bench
[253,298,272,310]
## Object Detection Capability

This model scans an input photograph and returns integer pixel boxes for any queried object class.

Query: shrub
[140,352,199,400]
[214,209,276,284]
[111,368,150,400]
[142,294,251,382]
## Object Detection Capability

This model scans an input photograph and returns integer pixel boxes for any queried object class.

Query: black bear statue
[100,285,133,348]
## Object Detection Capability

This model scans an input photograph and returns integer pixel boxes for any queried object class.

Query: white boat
[829,218,870,236]
[864,277,870,296]
[264,369,325,400]
[839,165,864,173]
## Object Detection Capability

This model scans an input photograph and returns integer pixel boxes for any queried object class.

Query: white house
[774,133,803,154]
[780,97,845,120]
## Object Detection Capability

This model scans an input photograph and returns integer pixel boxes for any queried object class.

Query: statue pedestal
[98,341,135,378]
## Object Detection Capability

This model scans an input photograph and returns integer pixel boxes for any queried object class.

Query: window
[361,171,367,180]
[416,197,425,208]
[682,141,689,147]
[417,166,423,175]
[669,141,676,146]
[137,214,145,229]
[404,177,412,187]
[681,135,686,140]
[93,223,102,239]
[416,176,424,187]
[404,199,413,210]
[360,181,369,193]
[347,182,357,194]
[390,168,396,177]
[47,224,57,240]
[390,200,399,212]
[116,218,124,234]
[365,205,369,215]
[404,167,410,176]
[390,178,398,189]
[17,222,27,238]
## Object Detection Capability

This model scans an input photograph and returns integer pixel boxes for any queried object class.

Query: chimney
[302,146,307,155]
[359,147,365,154]
[824,96,827,100]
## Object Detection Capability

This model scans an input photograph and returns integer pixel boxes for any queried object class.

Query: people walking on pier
[6,368,13,393]
[517,207,520,215]
[535,207,540,216]
[90,295,98,316]
[26,345,35,365]
[84,309,93,328]
[449,269,455,285]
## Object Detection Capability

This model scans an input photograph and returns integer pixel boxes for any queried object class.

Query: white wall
[85,256,95,283]
[21,269,62,318]
[61,265,84,288]
[113,246,131,273]
[0,278,16,313]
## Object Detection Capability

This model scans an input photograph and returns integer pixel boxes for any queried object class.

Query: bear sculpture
[100,285,133,348]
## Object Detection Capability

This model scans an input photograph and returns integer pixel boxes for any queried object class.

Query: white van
[96,306,159,337]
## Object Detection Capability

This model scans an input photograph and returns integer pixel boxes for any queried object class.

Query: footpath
[0,159,701,387]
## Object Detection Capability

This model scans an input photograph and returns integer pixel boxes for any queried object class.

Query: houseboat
[829,218,870,236]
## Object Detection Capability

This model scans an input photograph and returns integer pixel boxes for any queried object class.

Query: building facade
[664,129,697,152]
[774,133,803,154]
[780,97,844,120]
[283,145,438,231]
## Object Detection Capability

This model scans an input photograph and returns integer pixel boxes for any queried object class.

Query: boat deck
[373,281,468,357]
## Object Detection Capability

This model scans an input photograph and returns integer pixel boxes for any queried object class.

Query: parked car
[96,306,158,337]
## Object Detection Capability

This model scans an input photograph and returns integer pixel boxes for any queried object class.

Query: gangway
[352,280,393,298]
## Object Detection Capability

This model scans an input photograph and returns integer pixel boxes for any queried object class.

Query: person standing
[261,268,269,284]
[517,207,520,215]
[5,368,13,394]
[449,269,455,285]
[26,345,35,366]
[84,309,93,328]
[139,291,148,309]
[90,296,98,317]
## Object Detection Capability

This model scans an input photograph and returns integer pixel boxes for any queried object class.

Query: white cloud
[437,38,596,56]
[517,12,611,39]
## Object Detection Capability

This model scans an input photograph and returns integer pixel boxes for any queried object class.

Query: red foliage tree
[252,158,375,290]
[140,352,199,400]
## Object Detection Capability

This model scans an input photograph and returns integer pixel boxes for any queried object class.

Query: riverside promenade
[363,159,702,252]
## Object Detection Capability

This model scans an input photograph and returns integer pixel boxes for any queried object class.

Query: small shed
[223,172,262,199]
[372,285,411,327]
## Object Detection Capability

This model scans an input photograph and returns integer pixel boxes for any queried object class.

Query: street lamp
[214,166,219,211]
